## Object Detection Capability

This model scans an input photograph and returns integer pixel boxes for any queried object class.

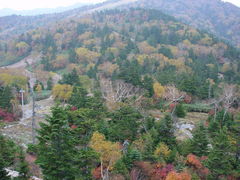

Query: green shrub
[175,104,186,118]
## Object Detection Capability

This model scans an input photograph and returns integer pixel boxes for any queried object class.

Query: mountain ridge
[0,0,137,40]
[133,0,240,48]
[0,3,90,17]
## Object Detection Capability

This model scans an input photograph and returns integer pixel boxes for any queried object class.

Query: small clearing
[1,97,54,146]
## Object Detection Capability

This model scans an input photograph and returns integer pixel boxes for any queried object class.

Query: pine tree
[59,69,81,86]
[76,148,99,180]
[47,77,53,90]
[157,115,177,149]
[191,124,209,156]
[0,156,10,180]
[0,135,17,180]
[0,86,13,111]
[142,75,154,97]
[122,149,142,170]
[69,86,88,109]
[108,106,142,141]
[16,150,29,180]
[68,48,77,63]
[206,129,234,179]
[36,106,78,180]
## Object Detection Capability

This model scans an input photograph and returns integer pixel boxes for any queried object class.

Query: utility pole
[19,89,25,118]
[31,88,36,144]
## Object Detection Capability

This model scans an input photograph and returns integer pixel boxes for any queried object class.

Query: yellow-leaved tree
[153,82,165,98]
[89,132,122,179]
[154,142,171,161]
[75,47,100,63]
[0,73,28,89]
[52,84,73,102]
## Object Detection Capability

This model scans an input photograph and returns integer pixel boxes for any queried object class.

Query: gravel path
[0,54,56,146]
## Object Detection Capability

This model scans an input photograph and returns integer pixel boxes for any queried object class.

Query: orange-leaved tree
[166,171,191,180]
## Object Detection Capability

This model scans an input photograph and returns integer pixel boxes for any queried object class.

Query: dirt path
[0,54,56,146]
[3,54,42,69]
[0,54,41,88]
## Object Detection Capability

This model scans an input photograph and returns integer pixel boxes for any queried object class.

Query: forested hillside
[0,0,135,41]
[0,7,240,180]
[134,0,240,48]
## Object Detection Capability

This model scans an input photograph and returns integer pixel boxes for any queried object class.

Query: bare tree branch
[99,76,144,104]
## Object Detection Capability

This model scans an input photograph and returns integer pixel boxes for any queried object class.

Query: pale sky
[0,0,239,10]
[223,0,240,7]
[0,0,107,10]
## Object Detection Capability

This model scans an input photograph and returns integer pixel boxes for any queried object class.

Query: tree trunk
[214,104,217,122]
[208,84,211,99]
[171,103,177,122]
[101,160,104,180]
[222,109,227,128]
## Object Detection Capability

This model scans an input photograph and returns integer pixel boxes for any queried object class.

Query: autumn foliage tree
[165,171,191,180]
[153,82,165,98]
[186,154,209,179]
[154,142,171,162]
[52,84,73,102]
[89,132,122,180]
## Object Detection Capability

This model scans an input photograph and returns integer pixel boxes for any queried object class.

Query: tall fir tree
[76,148,99,180]
[69,86,88,109]
[108,106,142,142]
[191,124,209,156]
[36,106,78,180]
[16,150,29,180]
[46,77,53,90]
[0,135,17,179]
[59,68,81,86]
[157,114,177,149]
[0,156,10,180]
[0,86,13,111]
[206,129,234,179]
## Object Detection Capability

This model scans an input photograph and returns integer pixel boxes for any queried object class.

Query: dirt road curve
[3,54,42,69]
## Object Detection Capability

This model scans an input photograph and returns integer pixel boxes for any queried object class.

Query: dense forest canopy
[0,4,240,180]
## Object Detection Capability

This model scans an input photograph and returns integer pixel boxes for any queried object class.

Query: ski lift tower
[19,89,25,117]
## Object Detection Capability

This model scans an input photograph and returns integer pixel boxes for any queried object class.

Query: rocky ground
[148,109,209,141]
[1,96,54,147]
[175,112,209,141]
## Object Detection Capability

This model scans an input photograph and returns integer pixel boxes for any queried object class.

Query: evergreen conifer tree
[0,86,13,111]
[108,106,142,141]
[0,135,17,180]
[16,150,29,180]
[0,156,10,180]
[60,69,81,86]
[175,104,186,118]
[157,115,176,149]
[69,86,88,109]
[47,77,53,90]
[36,106,78,180]
[191,124,209,156]
[206,129,234,179]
